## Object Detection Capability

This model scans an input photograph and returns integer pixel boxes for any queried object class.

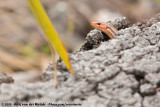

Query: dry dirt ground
[0,14,160,107]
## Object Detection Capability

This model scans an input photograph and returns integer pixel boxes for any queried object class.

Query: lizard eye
[97,23,101,25]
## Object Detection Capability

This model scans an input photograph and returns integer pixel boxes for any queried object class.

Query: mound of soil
[0,14,160,107]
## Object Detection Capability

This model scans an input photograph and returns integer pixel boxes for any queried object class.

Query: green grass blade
[27,0,75,74]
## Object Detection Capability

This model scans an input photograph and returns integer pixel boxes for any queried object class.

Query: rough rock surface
[0,14,160,107]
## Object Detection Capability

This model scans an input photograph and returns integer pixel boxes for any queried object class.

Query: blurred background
[0,0,160,82]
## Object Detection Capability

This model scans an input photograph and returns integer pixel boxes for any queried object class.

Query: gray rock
[1,14,160,107]
[145,73,160,86]
[140,83,156,96]
[0,72,14,84]
[143,92,160,107]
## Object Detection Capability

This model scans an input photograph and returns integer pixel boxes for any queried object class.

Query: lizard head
[91,22,118,39]
[90,22,107,31]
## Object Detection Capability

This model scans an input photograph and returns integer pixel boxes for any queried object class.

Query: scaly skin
[91,22,118,39]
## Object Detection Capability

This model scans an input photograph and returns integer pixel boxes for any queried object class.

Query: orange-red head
[91,22,108,31]
[91,22,118,39]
